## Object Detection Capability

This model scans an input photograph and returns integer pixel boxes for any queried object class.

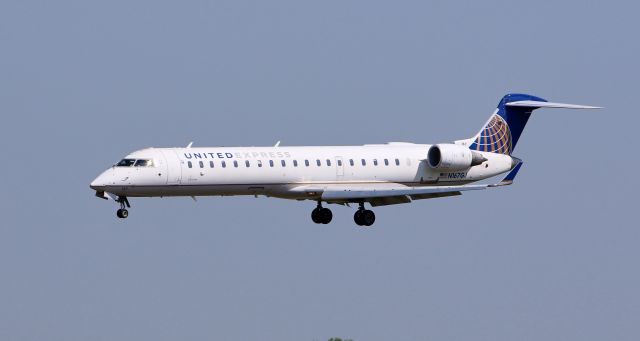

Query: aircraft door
[160,149,182,185]
[335,156,344,179]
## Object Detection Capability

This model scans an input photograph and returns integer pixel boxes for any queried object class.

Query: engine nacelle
[427,144,486,170]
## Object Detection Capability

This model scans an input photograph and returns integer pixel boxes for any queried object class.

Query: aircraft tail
[459,93,600,155]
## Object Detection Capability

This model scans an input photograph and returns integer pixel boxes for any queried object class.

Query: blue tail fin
[458,93,600,155]
[467,93,547,155]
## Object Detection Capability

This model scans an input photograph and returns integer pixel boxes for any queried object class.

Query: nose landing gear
[116,196,130,219]
[354,203,375,226]
[311,202,332,224]
[116,208,128,219]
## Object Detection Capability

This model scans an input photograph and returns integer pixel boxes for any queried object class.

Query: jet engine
[427,144,486,170]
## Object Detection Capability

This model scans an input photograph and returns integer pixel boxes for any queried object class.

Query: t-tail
[457,93,601,155]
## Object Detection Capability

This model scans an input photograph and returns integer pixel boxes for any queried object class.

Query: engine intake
[427,144,486,170]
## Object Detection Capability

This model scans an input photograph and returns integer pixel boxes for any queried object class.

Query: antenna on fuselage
[186,142,193,148]
[274,141,281,147]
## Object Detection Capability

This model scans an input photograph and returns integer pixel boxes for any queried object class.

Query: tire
[116,209,123,218]
[120,209,129,219]
[320,208,332,224]
[362,210,375,226]
[311,208,322,224]
[353,210,364,226]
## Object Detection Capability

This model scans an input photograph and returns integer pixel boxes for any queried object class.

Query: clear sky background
[1,1,638,340]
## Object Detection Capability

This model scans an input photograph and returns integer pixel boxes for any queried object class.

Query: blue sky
[1,1,638,340]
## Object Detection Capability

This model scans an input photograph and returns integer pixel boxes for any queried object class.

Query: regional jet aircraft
[90,94,599,226]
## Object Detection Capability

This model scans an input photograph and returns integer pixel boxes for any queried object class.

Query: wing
[290,161,523,207]
[319,183,486,206]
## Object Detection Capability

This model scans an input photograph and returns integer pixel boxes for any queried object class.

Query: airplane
[90,93,599,226]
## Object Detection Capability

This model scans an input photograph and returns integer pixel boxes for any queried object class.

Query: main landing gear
[354,203,375,227]
[116,196,130,219]
[310,202,376,226]
[311,202,333,224]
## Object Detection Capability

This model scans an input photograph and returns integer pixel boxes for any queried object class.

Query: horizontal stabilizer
[506,100,602,109]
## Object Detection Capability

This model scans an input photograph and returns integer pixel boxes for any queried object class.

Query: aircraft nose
[90,169,112,190]
[90,175,105,190]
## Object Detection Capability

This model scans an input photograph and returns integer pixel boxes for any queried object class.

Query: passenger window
[187,161,193,168]
[199,161,204,168]
[117,159,136,167]
[349,159,354,166]
[221,161,226,168]
[293,160,298,167]
[257,160,263,167]
[337,160,342,166]
[305,160,310,167]
[384,159,389,166]
[245,160,250,167]
[233,160,238,168]
[316,159,321,166]
[269,160,274,167]
[373,159,378,166]
[281,160,286,167]
[395,158,400,166]
[326,159,331,166]
[361,159,366,166]
[210,161,214,168]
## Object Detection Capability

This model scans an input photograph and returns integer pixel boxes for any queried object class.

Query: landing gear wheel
[354,204,375,226]
[361,210,375,226]
[311,203,332,224]
[319,208,332,224]
[116,196,130,219]
[116,208,129,219]
[354,210,364,226]
[311,208,322,224]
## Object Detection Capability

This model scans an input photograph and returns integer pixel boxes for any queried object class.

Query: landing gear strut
[354,202,375,226]
[116,196,130,219]
[311,202,332,224]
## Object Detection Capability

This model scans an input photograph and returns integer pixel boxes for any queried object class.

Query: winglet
[491,161,523,187]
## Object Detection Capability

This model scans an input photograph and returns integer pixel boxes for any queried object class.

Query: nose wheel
[116,196,131,219]
[116,208,128,218]
[354,203,375,226]
[311,202,332,224]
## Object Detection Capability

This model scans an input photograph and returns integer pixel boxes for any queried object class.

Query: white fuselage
[90,143,515,202]
[90,94,597,222]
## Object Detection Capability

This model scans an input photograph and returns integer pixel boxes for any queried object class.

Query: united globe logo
[470,114,512,155]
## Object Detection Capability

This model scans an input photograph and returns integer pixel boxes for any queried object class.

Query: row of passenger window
[187,158,403,169]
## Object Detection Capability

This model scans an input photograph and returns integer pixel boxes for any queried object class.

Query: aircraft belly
[103,183,290,198]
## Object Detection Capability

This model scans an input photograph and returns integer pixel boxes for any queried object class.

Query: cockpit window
[134,159,154,167]
[116,159,136,167]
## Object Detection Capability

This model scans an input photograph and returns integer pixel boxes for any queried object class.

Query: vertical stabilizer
[468,94,546,155]
[459,94,600,155]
